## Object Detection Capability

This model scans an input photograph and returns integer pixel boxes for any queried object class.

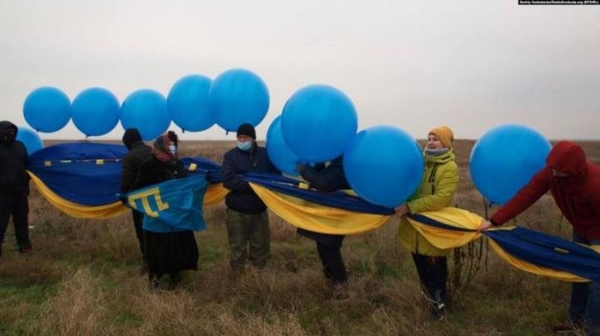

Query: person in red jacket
[480,141,600,335]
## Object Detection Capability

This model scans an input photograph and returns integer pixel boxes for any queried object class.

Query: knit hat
[122,128,142,150]
[428,126,454,148]
[236,123,256,140]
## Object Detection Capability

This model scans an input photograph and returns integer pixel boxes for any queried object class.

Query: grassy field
[0,139,599,335]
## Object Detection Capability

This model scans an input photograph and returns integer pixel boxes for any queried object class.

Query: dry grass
[1,139,598,335]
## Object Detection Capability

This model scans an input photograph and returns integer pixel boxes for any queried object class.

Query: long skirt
[143,229,199,277]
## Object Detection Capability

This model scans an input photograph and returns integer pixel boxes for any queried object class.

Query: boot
[149,273,161,290]
[18,245,33,254]
[429,289,446,320]
[168,272,181,290]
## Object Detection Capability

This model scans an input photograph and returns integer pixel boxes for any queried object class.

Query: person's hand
[480,220,494,231]
[117,193,128,206]
[395,204,409,217]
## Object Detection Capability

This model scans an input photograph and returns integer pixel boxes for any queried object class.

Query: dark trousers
[131,210,146,261]
[0,191,31,253]
[570,232,600,335]
[317,242,348,285]
[412,253,448,304]
[225,209,270,270]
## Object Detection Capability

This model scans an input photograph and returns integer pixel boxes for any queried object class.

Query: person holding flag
[131,131,200,290]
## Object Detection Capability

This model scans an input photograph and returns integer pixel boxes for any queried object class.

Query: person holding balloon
[396,126,459,320]
[120,128,153,275]
[296,156,350,298]
[0,121,33,256]
[480,141,600,335]
[221,123,280,275]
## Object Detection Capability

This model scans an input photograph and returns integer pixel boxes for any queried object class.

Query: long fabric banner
[26,142,226,218]
[25,143,600,282]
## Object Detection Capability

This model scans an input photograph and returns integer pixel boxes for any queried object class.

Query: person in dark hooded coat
[0,121,32,255]
[120,128,153,273]
[134,131,199,289]
[295,156,350,297]
[481,141,600,335]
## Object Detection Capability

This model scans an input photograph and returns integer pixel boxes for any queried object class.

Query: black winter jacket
[0,121,30,194]
[221,143,280,214]
[120,141,153,194]
[135,158,188,189]
[297,156,349,247]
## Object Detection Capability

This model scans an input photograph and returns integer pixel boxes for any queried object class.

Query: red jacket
[491,141,600,240]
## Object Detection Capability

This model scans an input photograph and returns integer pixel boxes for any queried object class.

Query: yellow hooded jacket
[398,149,459,256]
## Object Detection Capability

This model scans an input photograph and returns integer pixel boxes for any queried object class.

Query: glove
[117,194,128,206]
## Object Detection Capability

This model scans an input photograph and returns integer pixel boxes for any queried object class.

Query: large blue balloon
[344,125,423,208]
[120,89,170,141]
[281,85,358,163]
[16,126,44,154]
[23,87,71,133]
[470,124,551,205]
[266,116,300,176]
[72,87,120,137]
[208,68,270,132]
[167,74,214,132]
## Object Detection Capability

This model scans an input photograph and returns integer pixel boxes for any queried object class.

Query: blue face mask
[237,141,252,151]
[169,145,177,155]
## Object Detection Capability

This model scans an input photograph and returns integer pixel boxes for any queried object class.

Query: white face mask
[169,144,177,155]
[237,141,252,151]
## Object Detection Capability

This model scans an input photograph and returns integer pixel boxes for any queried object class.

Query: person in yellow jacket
[395,126,459,320]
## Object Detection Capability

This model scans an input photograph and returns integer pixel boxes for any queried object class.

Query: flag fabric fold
[124,175,208,232]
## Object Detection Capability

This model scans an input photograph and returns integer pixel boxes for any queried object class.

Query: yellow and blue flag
[124,175,208,232]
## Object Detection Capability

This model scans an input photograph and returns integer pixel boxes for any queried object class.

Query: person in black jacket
[134,131,199,289]
[221,123,280,274]
[296,156,349,297]
[120,128,153,274]
[0,121,32,256]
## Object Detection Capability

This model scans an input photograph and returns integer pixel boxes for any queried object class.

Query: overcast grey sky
[1,0,598,141]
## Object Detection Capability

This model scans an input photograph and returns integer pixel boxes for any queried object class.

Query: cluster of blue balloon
[266,85,424,208]
[268,89,553,209]
[22,68,271,142]
[470,124,551,205]
[22,71,553,208]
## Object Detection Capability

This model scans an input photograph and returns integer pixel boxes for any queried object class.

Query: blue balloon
[208,68,270,132]
[281,85,358,163]
[72,87,120,137]
[23,87,71,133]
[16,126,44,154]
[266,116,300,176]
[470,124,551,205]
[120,89,170,141]
[344,125,423,208]
[167,74,214,132]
